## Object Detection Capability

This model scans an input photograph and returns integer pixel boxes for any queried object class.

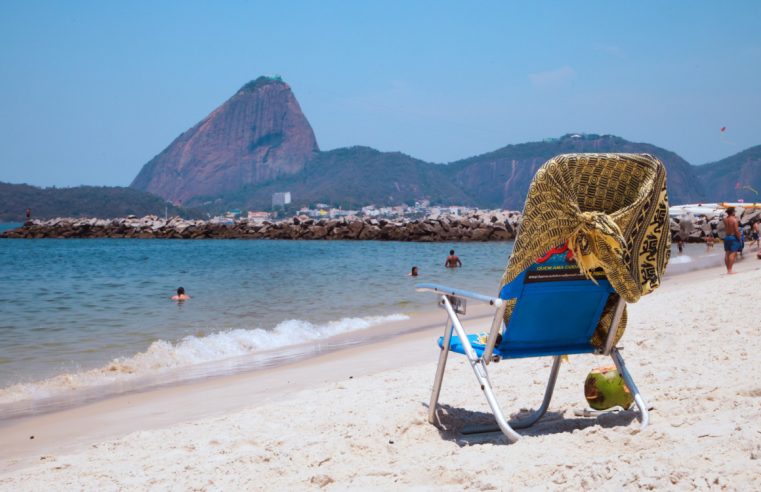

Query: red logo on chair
[536,243,575,264]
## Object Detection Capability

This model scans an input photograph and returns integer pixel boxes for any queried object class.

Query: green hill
[446,134,705,209]
[0,182,192,222]
[185,135,707,213]
[185,146,474,211]
[694,145,761,202]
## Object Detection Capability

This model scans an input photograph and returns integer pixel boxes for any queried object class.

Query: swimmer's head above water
[172,287,190,301]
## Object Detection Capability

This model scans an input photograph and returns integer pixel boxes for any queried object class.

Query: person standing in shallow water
[723,207,742,274]
[171,287,191,301]
[445,250,462,268]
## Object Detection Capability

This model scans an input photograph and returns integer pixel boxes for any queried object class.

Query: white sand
[2,258,761,490]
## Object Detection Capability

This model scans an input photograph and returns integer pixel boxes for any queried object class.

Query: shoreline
[3,254,761,487]
[0,309,462,420]
[0,307,489,472]
[0,245,723,417]
[0,244,717,419]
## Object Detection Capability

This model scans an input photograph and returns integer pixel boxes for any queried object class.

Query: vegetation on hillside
[240,76,285,92]
[0,182,195,221]
[694,145,761,203]
[8,137,756,221]
[446,134,706,208]
[185,146,474,213]
[186,134,710,213]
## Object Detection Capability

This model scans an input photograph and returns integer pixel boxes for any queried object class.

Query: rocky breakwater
[670,206,761,243]
[2,212,521,241]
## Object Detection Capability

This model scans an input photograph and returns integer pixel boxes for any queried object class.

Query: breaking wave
[0,314,408,406]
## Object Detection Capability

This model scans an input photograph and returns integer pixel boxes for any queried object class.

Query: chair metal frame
[416,282,649,442]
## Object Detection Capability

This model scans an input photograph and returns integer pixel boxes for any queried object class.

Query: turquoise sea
[0,235,513,414]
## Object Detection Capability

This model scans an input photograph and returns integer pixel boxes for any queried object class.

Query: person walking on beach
[445,250,462,268]
[723,207,742,274]
[705,232,714,251]
[751,222,760,250]
[171,287,191,301]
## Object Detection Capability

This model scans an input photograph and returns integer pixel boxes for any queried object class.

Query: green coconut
[584,365,634,410]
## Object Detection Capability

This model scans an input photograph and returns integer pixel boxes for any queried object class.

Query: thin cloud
[528,66,576,88]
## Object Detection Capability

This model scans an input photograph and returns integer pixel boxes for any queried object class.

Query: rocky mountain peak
[131,76,318,204]
[238,76,286,93]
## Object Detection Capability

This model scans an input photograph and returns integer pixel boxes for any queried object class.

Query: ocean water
[0,237,512,412]
[0,234,720,416]
[0,222,21,233]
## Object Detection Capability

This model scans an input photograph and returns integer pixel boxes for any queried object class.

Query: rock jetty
[669,206,761,242]
[1,212,521,241]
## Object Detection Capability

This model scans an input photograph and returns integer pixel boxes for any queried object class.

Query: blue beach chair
[417,153,670,442]
[417,247,649,442]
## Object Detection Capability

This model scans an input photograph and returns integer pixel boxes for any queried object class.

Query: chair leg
[610,347,649,430]
[462,355,561,435]
[440,296,522,442]
[510,355,562,429]
[428,314,454,425]
[475,359,523,442]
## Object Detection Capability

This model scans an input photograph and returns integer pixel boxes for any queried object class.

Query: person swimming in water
[409,266,419,276]
[171,287,191,301]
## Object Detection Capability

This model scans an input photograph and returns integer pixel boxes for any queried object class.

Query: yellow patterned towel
[499,153,670,348]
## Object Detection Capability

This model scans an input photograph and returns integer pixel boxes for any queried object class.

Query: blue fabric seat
[441,334,596,359]
[438,259,614,359]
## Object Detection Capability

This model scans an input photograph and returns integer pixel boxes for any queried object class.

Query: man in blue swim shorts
[723,207,742,274]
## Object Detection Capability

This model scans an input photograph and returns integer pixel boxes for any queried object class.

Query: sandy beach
[2,257,761,490]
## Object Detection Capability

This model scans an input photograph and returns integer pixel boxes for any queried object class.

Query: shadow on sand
[426,403,639,445]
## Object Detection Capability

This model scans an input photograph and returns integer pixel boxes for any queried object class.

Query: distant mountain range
[2,76,759,221]
[130,76,757,213]
[184,133,709,212]
[694,144,761,203]
[445,133,704,209]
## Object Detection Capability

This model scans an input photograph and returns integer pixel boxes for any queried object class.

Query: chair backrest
[497,245,613,357]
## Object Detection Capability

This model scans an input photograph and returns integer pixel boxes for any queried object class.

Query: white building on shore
[272,192,292,208]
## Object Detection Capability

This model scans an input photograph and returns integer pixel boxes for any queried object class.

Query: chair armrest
[415,283,504,307]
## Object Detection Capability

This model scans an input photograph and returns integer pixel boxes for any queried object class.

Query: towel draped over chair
[499,153,671,348]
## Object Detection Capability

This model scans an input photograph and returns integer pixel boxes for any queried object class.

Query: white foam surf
[0,314,408,406]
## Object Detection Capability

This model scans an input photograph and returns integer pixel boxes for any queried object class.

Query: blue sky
[1,1,759,187]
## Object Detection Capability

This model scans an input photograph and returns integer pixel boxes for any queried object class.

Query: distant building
[209,216,235,225]
[247,211,271,223]
[272,192,292,208]
[332,209,358,218]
